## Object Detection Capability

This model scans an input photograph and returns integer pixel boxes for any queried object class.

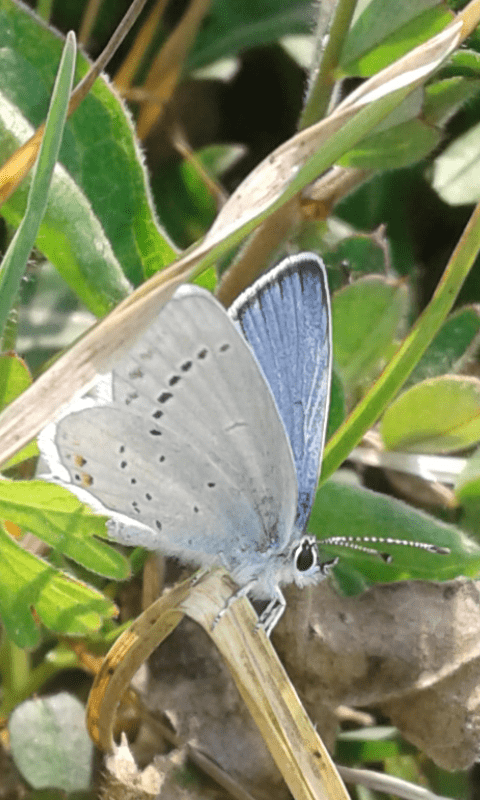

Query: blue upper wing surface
[229,253,332,533]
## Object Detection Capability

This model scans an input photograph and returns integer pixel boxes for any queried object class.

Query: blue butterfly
[39,253,445,635]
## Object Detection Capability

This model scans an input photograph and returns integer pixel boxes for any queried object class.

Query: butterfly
[39,253,446,635]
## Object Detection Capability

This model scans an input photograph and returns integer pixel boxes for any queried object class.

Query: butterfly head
[280,534,338,589]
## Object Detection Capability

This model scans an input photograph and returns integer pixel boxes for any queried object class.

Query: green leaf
[339,119,440,170]
[332,276,409,391]
[0,29,75,337]
[405,306,480,388]
[431,119,480,204]
[445,48,480,77]
[424,77,480,126]
[0,523,116,647]
[9,693,93,791]
[335,172,418,278]
[341,2,454,78]
[0,0,176,313]
[187,0,314,71]
[311,479,480,593]
[0,480,129,580]
[323,235,387,277]
[381,376,480,453]
[0,352,31,407]
[0,353,38,467]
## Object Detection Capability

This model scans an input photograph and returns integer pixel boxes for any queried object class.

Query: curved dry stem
[87,573,192,749]
[87,568,349,800]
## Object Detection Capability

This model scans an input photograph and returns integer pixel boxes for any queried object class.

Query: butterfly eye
[295,539,317,572]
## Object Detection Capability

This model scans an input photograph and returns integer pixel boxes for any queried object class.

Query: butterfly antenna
[320,535,450,560]
[320,540,393,562]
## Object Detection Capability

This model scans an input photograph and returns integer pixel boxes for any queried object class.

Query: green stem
[299,0,358,129]
[36,0,54,22]
[0,634,30,718]
[0,636,80,718]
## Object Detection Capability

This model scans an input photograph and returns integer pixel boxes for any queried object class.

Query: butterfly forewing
[229,253,332,532]
[43,286,298,575]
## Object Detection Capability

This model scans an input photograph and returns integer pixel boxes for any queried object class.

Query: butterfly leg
[212,580,257,629]
[256,589,286,638]
[213,583,286,638]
